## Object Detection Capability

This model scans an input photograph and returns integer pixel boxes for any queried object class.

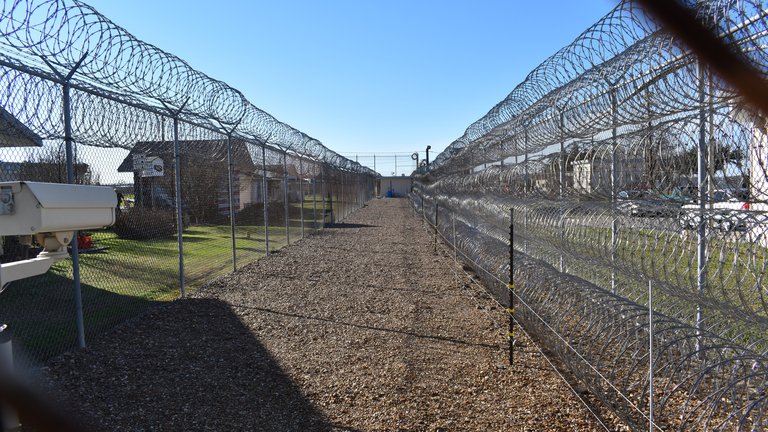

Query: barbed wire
[0,0,375,174]
[414,0,768,430]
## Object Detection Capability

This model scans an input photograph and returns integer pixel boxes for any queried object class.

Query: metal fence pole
[648,279,655,432]
[612,219,618,295]
[696,62,708,347]
[524,129,530,195]
[283,151,290,244]
[452,212,458,287]
[346,172,350,216]
[321,169,327,228]
[559,110,566,273]
[172,116,185,298]
[261,144,270,254]
[329,173,333,225]
[610,85,618,295]
[340,172,344,220]
[299,157,305,239]
[344,172,346,218]
[347,172,350,215]
[421,195,424,223]
[394,155,397,176]
[61,60,86,347]
[524,207,529,254]
[312,173,318,230]
[434,202,439,253]
[340,172,345,220]
[508,208,515,365]
[226,132,237,272]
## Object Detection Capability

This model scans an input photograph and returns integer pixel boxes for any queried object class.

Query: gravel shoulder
[35,198,611,431]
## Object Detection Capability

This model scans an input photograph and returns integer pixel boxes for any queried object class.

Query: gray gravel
[33,198,618,431]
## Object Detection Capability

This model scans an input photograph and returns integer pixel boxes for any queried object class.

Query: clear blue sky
[87,0,616,161]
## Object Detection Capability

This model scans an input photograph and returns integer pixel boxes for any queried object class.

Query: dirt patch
[34,198,618,431]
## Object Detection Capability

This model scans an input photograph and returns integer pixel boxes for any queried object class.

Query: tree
[18,143,96,184]
[678,141,745,177]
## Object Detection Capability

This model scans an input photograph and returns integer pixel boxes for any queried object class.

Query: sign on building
[133,153,164,177]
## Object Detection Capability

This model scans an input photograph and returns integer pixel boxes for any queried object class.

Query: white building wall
[381,177,413,197]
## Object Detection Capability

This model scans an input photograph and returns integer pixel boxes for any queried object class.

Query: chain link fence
[0,0,376,367]
[414,1,768,430]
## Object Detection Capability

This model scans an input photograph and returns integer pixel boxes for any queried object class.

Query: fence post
[171,115,186,297]
[648,279,655,431]
[321,169,327,228]
[452,212,458,287]
[346,172,349,216]
[612,219,618,295]
[0,325,18,428]
[340,172,344,221]
[524,129,530,195]
[283,151,290,244]
[610,84,618,295]
[57,54,88,347]
[434,202,439,253]
[299,157,305,239]
[395,154,398,176]
[421,195,425,224]
[328,175,335,224]
[696,62,708,348]
[261,144,270,254]
[508,208,515,365]
[312,173,318,230]
[524,207,529,254]
[158,98,191,298]
[226,131,237,272]
[559,109,566,273]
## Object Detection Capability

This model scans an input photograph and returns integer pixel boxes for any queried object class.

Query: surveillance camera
[0,181,116,255]
[1,181,116,287]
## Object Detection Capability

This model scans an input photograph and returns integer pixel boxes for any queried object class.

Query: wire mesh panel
[412,0,768,430]
[0,0,377,368]
[232,142,270,267]
[174,124,234,288]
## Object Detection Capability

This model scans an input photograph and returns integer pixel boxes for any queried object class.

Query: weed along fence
[413,1,768,430]
[0,1,376,366]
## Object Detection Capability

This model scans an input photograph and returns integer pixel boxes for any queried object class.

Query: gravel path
[35,198,614,431]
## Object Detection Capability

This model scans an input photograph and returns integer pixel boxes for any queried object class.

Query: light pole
[425,145,431,170]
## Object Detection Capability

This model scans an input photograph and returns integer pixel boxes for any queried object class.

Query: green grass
[524,218,768,348]
[1,194,363,364]
[1,218,311,364]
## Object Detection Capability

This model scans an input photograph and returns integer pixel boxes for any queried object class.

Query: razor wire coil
[415,0,768,430]
[0,0,375,174]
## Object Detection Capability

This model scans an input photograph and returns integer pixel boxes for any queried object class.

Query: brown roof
[117,139,256,172]
[0,107,43,148]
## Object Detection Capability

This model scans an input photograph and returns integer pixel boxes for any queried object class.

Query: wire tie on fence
[506,308,514,314]
[507,283,514,289]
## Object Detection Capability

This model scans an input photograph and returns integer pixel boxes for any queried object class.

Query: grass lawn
[0,217,319,364]
[0,193,357,364]
[524,217,768,348]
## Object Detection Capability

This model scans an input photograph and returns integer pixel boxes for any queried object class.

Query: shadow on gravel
[324,223,378,229]
[41,298,337,431]
[230,304,498,350]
